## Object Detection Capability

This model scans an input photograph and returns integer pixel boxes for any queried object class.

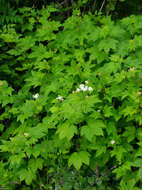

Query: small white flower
[82,86,88,92]
[138,91,141,96]
[33,93,39,99]
[24,133,29,137]
[76,88,81,92]
[88,87,93,92]
[97,109,101,112]
[56,95,64,101]
[129,67,135,72]
[110,140,115,145]
[85,81,89,84]
[79,84,85,90]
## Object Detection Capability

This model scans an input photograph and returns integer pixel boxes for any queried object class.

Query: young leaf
[68,151,90,170]
[56,122,78,141]
[81,119,106,141]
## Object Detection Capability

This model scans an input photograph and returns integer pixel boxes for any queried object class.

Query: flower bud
[110,140,115,145]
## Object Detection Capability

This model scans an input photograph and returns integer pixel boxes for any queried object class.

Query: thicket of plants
[1,1,142,190]
[1,0,142,25]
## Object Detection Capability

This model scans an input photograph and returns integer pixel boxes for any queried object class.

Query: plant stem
[99,0,106,12]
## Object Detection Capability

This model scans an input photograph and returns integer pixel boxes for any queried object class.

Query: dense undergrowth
[1,3,142,190]
[1,0,142,25]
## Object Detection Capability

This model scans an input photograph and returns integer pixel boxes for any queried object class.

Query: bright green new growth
[0,7,142,189]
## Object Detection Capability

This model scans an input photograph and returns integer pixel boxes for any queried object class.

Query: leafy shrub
[1,7,142,189]
[1,0,142,26]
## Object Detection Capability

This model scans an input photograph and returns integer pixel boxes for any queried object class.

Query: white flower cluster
[129,67,135,72]
[56,95,64,101]
[76,81,93,93]
[110,140,115,145]
[33,93,39,99]
[24,133,29,137]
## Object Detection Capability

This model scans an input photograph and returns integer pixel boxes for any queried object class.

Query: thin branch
[95,165,117,182]
[71,0,74,9]
[60,0,69,6]
[106,0,112,16]
[55,0,68,7]
[92,0,97,13]
[99,0,106,12]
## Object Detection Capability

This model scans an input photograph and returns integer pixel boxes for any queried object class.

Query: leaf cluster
[1,7,142,189]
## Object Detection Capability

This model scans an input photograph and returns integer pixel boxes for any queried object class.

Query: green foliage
[1,0,142,26]
[68,151,90,170]
[1,6,142,189]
